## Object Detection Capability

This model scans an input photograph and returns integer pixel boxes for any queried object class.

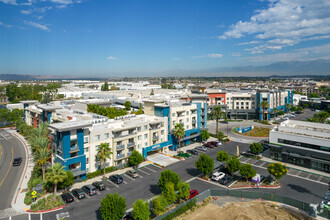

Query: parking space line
[97,191,101,194]
[138,174,144,179]
[105,187,110,191]
[123,181,128,184]
[245,158,251,163]
[107,180,119,187]
[123,174,135,181]
[306,173,311,179]
[85,194,90,199]
[74,199,80,203]
[317,176,323,182]
[144,166,157,172]
[137,169,150,175]
[296,171,301,176]
[260,162,266,167]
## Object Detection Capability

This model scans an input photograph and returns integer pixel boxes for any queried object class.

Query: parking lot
[239,156,330,185]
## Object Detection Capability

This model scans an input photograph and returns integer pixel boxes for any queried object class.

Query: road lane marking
[144,166,157,172]
[137,169,150,175]
[123,174,135,181]
[0,144,2,161]
[0,147,13,188]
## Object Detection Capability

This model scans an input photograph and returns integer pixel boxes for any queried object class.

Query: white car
[211,172,225,181]
[282,117,289,120]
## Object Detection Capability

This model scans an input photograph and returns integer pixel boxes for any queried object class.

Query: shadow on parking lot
[186,168,201,176]
[149,184,161,194]
[95,207,103,220]
[287,184,323,199]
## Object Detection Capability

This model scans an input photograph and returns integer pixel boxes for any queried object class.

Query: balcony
[180,123,184,126]
[113,132,137,139]
[70,167,86,177]
[117,154,125,160]
[69,145,80,153]
[116,144,125,150]
[192,119,196,124]
[127,152,132,156]
[150,126,161,130]
[127,142,135,148]
[153,136,159,141]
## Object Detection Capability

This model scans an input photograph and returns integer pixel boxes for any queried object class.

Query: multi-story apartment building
[269,120,330,173]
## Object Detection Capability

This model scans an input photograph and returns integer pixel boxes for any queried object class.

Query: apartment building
[179,94,208,128]
[269,120,330,173]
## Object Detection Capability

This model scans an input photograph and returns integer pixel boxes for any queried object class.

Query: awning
[180,133,200,141]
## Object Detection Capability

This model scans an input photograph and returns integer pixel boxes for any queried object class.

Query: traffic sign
[32,195,37,198]
[31,191,37,196]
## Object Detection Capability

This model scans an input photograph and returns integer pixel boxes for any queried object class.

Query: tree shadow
[287,184,311,193]
[186,167,201,176]
[95,207,103,220]
[149,184,161,194]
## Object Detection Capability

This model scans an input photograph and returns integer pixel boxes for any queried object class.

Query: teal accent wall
[77,129,84,156]
[47,112,52,122]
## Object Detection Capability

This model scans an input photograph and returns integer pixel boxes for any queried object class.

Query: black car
[123,213,134,220]
[92,181,106,191]
[219,175,234,185]
[61,193,74,203]
[13,157,22,166]
[187,149,198,155]
[82,185,97,196]
[71,188,85,199]
[109,175,123,184]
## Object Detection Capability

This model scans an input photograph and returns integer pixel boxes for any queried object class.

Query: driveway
[147,152,179,167]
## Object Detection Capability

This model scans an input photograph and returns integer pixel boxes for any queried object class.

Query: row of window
[172,111,196,117]
[278,139,330,152]
[227,97,255,100]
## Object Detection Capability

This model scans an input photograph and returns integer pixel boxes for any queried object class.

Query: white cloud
[219,0,330,53]
[237,41,259,45]
[172,58,181,61]
[0,0,31,5]
[207,54,223,58]
[24,20,50,31]
[107,56,119,60]
[232,52,242,57]
[21,10,32,15]
[0,21,13,28]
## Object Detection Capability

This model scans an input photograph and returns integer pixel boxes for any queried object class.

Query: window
[84,137,88,143]
[186,125,189,129]
[186,111,189,115]
[144,142,148,147]
[241,106,244,109]
[95,135,100,141]
[241,102,244,105]
[84,147,89,152]
[246,107,249,109]
[236,102,239,105]
[173,121,175,125]
[95,145,99,151]
[246,102,249,105]
[144,125,148,130]
[186,118,189,122]
[138,144,141,149]
[138,135,141,140]
[104,133,109,139]
[252,102,255,105]
[161,130,164,135]
[86,158,89,164]
[144,134,148,139]
[172,113,175,117]
[137,127,141,132]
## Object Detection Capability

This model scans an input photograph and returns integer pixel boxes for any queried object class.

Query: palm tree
[173,123,185,152]
[261,100,269,121]
[34,147,51,180]
[31,136,49,152]
[285,103,291,113]
[97,143,112,178]
[272,108,279,119]
[45,163,67,200]
[210,106,226,136]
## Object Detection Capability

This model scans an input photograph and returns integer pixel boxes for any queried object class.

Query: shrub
[86,166,115,180]
[24,196,32,205]
[162,199,197,220]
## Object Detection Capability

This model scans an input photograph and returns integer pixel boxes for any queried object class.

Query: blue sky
[0,0,330,77]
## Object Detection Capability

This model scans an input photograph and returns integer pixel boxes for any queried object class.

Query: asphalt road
[0,129,26,210]
[9,140,328,220]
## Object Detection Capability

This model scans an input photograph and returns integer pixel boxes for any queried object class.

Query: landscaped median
[232,126,270,137]
[27,195,65,213]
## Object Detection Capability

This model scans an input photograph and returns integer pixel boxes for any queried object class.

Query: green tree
[249,143,263,154]
[150,89,154,96]
[177,181,190,201]
[173,123,185,152]
[210,106,226,135]
[290,106,297,112]
[279,110,285,115]
[308,93,320,98]
[34,147,51,180]
[297,106,303,112]
[201,130,210,142]
[162,182,177,205]
[152,196,167,216]
[132,199,151,220]
[272,108,279,119]
[41,91,54,104]
[58,170,75,189]
[195,154,214,177]
[110,85,118,90]
[100,193,127,220]
[158,169,181,191]
[45,163,67,200]
[101,82,109,91]
[261,100,269,121]
[128,150,144,167]
[124,101,131,111]
[285,103,292,112]
[217,150,230,162]
[267,163,288,180]
[97,143,112,178]
[227,155,241,174]
[239,164,256,182]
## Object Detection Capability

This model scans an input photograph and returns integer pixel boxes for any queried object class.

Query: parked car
[187,189,199,200]
[195,146,207,152]
[82,185,97,196]
[126,170,139,178]
[13,157,22,166]
[282,116,289,120]
[203,143,214,148]
[211,171,226,181]
[187,149,198,155]
[123,213,134,220]
[61,192,74,203]
[71,188,85,199]
[109,174,123,184]
[219,175,234,185]
[92,181,106,191]
[210,141,222,146]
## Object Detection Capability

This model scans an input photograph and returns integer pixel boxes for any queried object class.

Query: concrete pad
[147,153,179,167]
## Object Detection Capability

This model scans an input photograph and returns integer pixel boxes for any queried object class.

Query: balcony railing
[69,145,80,152]
[192,119,196,123]
[69,167,86,177]
[150,126,161,130]
[117,154,125,160]
[116,144,125,150]
[113,132,137,138]
[153,136,159,141]
[127,152,132,156]
[127,142,135,147]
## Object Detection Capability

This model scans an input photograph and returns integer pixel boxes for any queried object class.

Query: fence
[156,189,329,219]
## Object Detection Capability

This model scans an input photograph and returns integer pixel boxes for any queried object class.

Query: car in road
[92,181,106,191]
[109,174,123,184]
[211,171,226,181]
[187,149,198,155]
[195,146,207,152]
[71,188,85,199]
[13,157,22,166]
[203,143,214,148]
[210,141,222,147]
[82,185,97,196]
[219,175,234,185]
[61,192,74,203]
[187,189,199,200]
[126,170,139,178]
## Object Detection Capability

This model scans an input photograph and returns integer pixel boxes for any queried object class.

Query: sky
[0,0,330,77]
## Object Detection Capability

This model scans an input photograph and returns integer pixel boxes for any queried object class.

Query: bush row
[30,195,64,212]
[86,166,115,180]
[162,199,197,220]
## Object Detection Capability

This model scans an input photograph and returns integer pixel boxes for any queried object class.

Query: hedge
[86,166,115,180]
[162,199,196,220]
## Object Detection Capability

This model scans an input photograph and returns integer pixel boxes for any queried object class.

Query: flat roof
[49,121,92,132]
[37,104,63,111]
[20,100,39,104]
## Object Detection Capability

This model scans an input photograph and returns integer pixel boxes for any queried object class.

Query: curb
[158,152,185,161]
[26,205,65,213]
[229,184,280,189]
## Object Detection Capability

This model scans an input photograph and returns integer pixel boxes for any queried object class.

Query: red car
[187,189,199,200]
[203,143,214,148]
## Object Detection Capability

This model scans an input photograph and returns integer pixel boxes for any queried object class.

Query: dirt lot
[180,201,313,220]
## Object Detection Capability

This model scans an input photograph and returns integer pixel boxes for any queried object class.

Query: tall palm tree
[272,108,279,119]
[210,106,226,136]
[45,163,67,200]
[285,103,291,113]
[97,143,112,178]
[261,100,269,121]
[173,123,185,153]
[31,136,49,152]
[34,147,51,180]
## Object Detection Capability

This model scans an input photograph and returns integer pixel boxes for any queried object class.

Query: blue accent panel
[47,112,51,122]
[62,131,70,159]
[77,129,84,156]
[42,111,45,122]
[54,155,87,179]
[204,102,208,128]
[155,106,170,134]
[194,103,202,129]
[142,141,171,158]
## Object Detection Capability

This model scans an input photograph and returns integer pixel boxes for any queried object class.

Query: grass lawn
[233,126,270,137]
